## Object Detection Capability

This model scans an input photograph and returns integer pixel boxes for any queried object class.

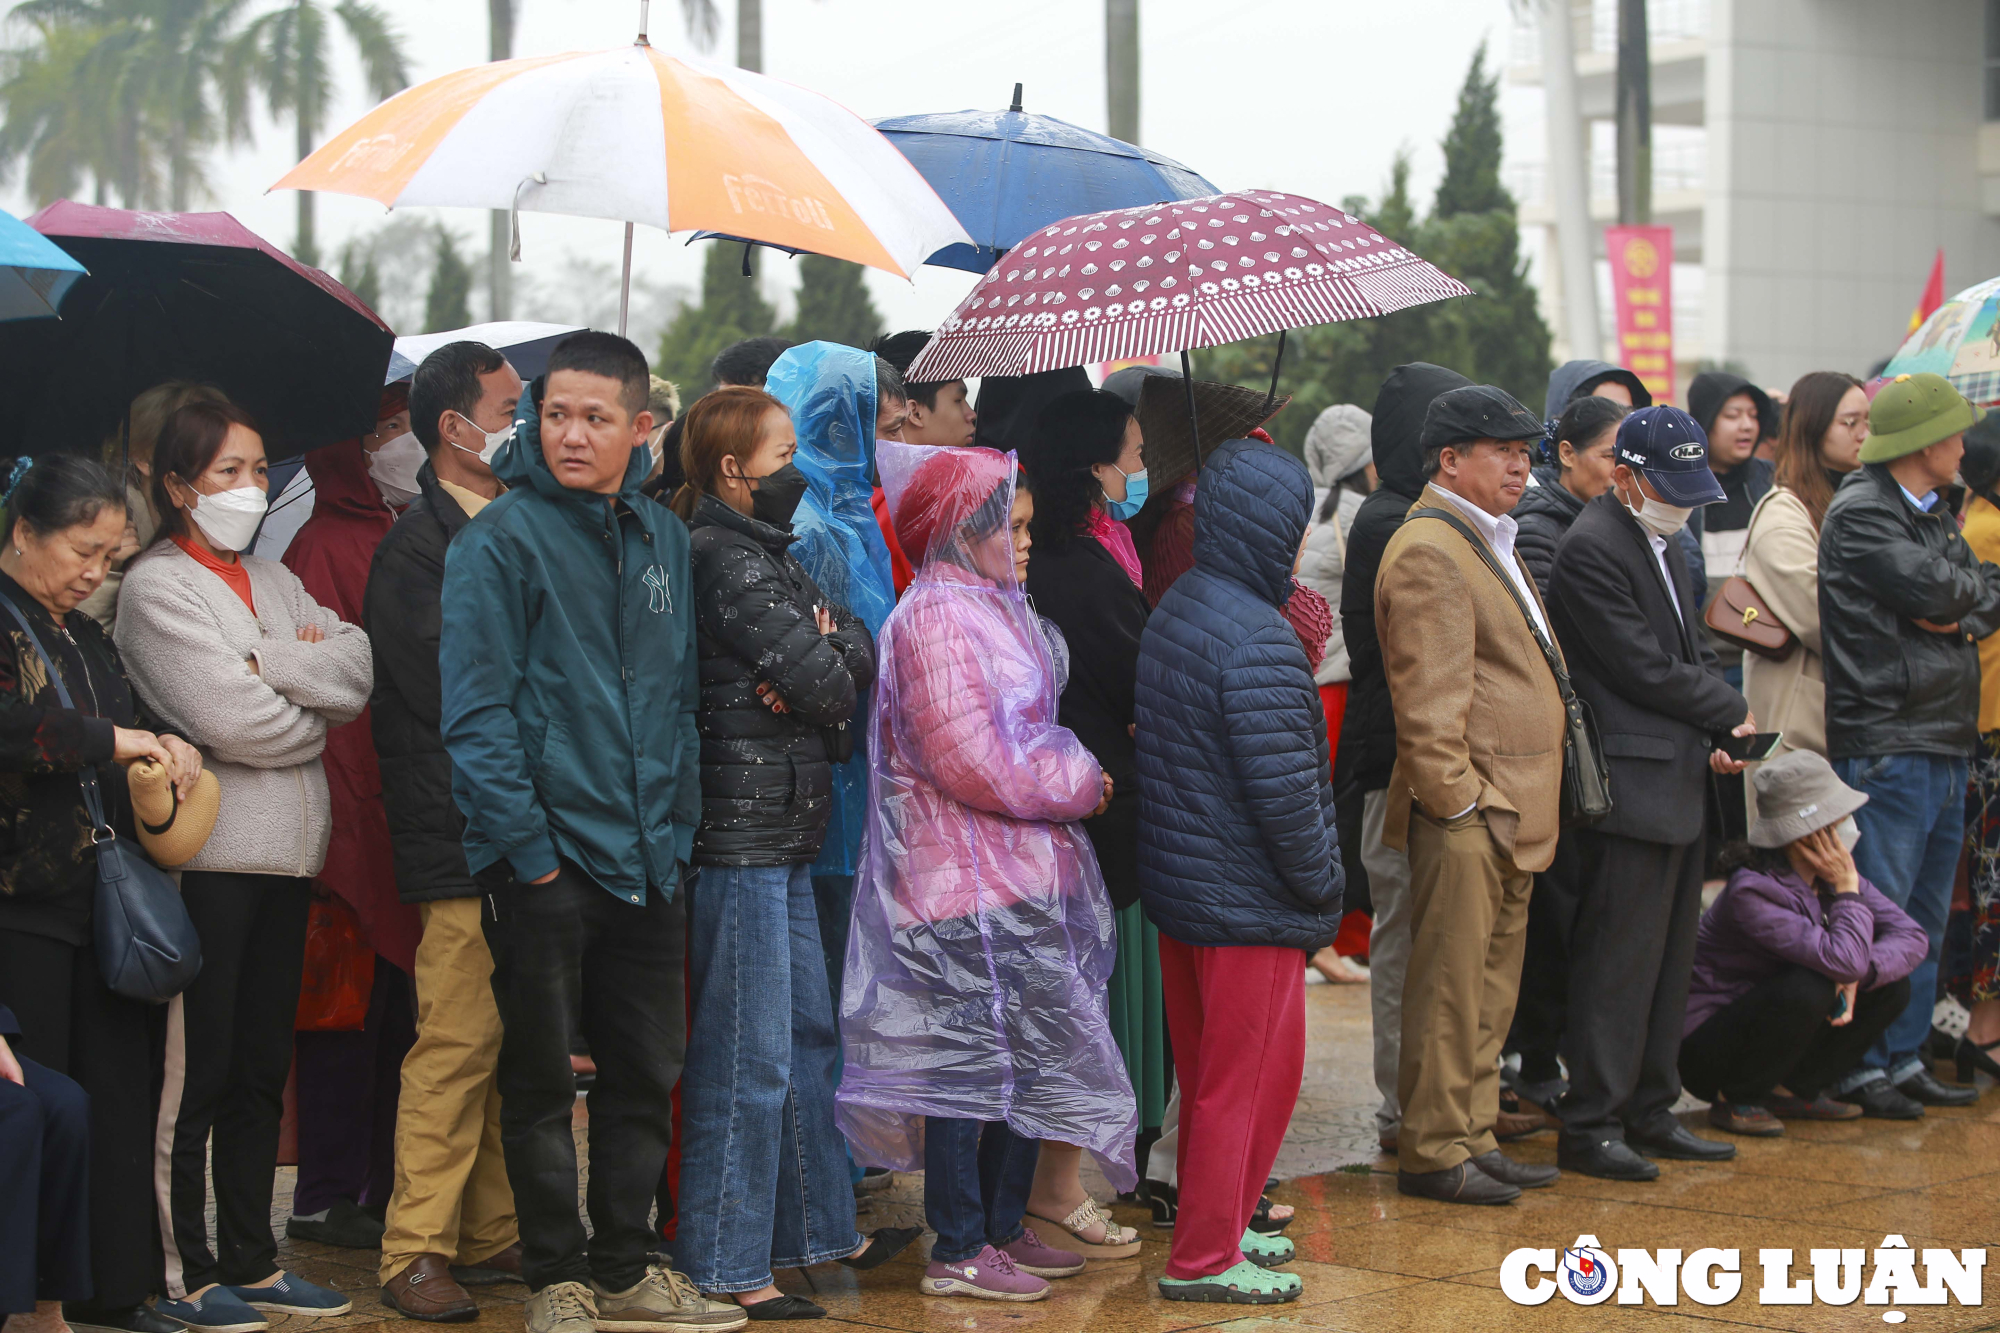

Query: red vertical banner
[1605,225,1676,404]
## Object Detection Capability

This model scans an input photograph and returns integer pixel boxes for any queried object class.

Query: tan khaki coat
[1375,484,1568,872]
[1739,485,1826,759]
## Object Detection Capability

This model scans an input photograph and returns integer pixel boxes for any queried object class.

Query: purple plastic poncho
[836,441,1137,1190]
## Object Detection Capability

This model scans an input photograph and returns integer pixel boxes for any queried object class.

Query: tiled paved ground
[258,984,2000,1333]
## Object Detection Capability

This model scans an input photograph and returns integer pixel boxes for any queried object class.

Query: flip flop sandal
[1240,1228,1295,1266]
[1247,1194,1294,1235]
[1026,1197,1142,1259]
[1158,1260,1303,1304]
[1141,1179,1177,1229]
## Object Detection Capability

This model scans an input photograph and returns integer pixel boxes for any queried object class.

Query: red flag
[1908,249,1945,335]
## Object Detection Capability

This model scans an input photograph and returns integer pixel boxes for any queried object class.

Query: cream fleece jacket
[114,541,373,877]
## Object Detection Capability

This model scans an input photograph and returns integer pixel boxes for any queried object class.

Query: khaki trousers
[379,898,517,1282]
[1396,806,1532,1174]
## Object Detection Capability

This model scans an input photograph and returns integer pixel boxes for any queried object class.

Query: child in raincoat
[837,442,1138,1303]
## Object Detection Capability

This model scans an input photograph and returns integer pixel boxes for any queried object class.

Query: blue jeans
[1832,754,1964,1087]
[676,863,859,1292]
[924,1119,1040,1265]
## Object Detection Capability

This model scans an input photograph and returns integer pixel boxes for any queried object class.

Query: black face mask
[747,461,809,528]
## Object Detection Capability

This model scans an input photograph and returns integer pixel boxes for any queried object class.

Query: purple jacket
[1684,865,1929,1035]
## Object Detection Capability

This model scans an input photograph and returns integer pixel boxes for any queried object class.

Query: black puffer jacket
[687,493,874,865]
[1819,465,2000,760]
[365,462,478,903]
[1337,362,1471,793]
[1514,465,1586,599]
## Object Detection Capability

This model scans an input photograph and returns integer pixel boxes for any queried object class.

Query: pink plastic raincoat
[835,442,1138,1189]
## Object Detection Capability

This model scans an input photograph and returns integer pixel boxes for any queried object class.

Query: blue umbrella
[0,206,85,321]
[873,86,1218,272]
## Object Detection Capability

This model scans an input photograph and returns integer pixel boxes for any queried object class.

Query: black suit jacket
[1548,492,1748,846]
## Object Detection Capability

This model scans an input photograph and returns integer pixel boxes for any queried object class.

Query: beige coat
[1375,484,1568,872]
[114,542,373,877]
[1739,486,1825,760]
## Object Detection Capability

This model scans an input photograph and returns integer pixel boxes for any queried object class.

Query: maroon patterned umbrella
[906,189,1471,382]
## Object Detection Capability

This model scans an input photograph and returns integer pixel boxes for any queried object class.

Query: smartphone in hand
[1716,731,1785,762]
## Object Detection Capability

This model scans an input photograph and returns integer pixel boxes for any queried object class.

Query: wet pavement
[261,981,2000,1333]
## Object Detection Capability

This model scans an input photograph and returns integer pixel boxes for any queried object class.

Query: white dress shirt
[1643,528,1685,625]
[1433,485,1553,640]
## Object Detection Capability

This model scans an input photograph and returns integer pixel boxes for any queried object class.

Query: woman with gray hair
[1294,404,1374,983]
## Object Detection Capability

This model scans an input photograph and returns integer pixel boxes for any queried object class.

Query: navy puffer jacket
[1134,439,1345,950]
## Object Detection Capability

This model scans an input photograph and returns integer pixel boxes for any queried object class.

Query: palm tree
[228,0,409,267]
[0,0,251,211]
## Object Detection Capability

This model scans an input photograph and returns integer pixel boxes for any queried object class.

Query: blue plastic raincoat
[765,342,898,877]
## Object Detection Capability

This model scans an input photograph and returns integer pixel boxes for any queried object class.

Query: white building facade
[1509,0,2000,392]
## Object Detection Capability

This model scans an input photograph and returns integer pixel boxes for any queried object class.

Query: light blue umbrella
[0,207,85,320]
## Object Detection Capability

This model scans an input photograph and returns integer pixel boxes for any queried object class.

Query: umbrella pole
[618,221,635,338]
[1266,329,1287,411]
[1181,347,1201,466]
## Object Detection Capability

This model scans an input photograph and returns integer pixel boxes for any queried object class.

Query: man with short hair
[440,331,743,1333]
[1374,385,1569,1205]
[1549,405,1756,1180]
[1819,372,2000,1116]
[710,336,794,389]
[368,341,525,1320]
[872,330,975,448]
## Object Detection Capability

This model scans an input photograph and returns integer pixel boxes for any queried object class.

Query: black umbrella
[0,201,394,462]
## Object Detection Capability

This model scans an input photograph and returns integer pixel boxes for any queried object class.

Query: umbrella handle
[1265,329,1286,412]
[1182,348,1201,467]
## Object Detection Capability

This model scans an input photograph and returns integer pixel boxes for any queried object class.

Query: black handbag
[1409,508,1614,826]
[0,596,201,1002]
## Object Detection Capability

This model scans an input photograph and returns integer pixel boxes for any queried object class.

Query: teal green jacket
[439,395,699,903]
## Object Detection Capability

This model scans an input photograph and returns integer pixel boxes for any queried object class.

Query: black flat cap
[1419,384,1544,452]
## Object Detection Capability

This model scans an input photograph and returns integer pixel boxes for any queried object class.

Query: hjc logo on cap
[1669,443,1706,462]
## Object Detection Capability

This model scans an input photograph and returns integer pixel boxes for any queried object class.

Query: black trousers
[1557,830,1705,1148]
[480,862,687,1294]
[0,929,163,1311]
[0,1055,92,1314]
[1505,833,1582,1085]
[1680,968,1911,1105]
[160,873,311,1294]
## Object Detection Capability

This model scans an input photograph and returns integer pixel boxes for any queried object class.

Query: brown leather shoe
[451,1243,524,1287]
[382,1254,479,1322]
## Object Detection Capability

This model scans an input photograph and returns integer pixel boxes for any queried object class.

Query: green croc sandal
[1158,1260,1303,1304]
[1240,1228,1295,1266]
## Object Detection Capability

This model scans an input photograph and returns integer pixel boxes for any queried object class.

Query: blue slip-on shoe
[223,1273,353,1317]
[154,1288,268,1333]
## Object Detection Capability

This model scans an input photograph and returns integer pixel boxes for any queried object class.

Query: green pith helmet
[1861,372,1983,463]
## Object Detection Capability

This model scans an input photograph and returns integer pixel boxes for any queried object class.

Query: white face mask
[449,413,515,467]
[1623,486,1694,537]
[1834,814,1861,852]
[186,483,268,553]
[367,431,425,505]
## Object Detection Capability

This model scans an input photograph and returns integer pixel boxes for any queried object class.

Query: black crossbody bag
[1409,508,1614,826]
[0,595,201,1002]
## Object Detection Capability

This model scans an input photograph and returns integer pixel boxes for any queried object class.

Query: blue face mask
[1103,464,1150,521]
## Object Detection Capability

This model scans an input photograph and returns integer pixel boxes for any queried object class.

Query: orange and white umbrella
[273,42,971,321]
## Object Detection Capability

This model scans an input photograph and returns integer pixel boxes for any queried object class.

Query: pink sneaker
[919,1245,1052,1302]
[1000,1226,1086,1277]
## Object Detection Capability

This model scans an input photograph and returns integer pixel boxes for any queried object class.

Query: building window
[1988,0,2000,119]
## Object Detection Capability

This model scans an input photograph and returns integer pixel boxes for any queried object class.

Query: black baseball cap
[1418,384,1544,452]
[1614,405,1726,507]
